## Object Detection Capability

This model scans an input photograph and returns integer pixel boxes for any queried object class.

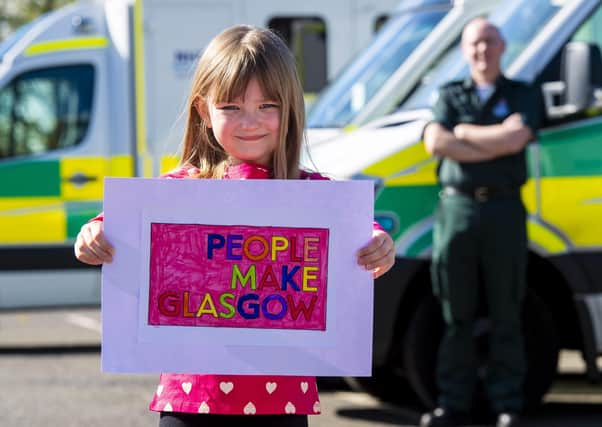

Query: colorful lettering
[243,235,269,261]
[287,295,317,321]
[183,291,194,317]
[271,236,289,261]
[302,266,319,292]
[304,236,320,262]
[196,293,218,318]
[238,293,260,319]
[259,265,280,290]
[226,234,243,260]
[207,233,225,259]
[262,294,287,320]
[158,291,179,316]
[289,236,303,262]
[281,265,300,291]
[149,224,329,330]
[219,293,236,319]
[231,264,256,290]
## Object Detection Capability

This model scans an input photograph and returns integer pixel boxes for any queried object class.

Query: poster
[101,177,374,375]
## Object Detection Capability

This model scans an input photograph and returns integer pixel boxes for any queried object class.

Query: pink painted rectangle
[148,223,329,330]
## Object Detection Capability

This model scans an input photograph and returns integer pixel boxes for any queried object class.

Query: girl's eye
[260,103,279,109]
[218,105,239,111]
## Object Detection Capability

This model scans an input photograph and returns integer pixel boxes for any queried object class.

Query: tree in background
[0,0,75,41]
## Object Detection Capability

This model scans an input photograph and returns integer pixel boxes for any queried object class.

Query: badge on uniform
[493,99,510,118]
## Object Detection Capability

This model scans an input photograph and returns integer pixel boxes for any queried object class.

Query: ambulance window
[268,17,327,93]
[0,64,94,159]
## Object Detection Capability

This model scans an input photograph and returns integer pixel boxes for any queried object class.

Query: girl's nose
[240,111,259,129]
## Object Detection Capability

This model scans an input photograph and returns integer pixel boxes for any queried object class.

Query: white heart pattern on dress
[198,401,210,414]
[285,402,296,414]
[156,385,164,397]
[313,401,321,413]
[243,401,256,415]
[181,382,192,395]
[265,382,277,394]
[220,381,234,394]
[164,402,173,412]
[300,381,309,394]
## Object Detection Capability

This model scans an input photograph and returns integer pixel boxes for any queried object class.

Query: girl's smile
[236,134,269,141]
[200,77,280,167]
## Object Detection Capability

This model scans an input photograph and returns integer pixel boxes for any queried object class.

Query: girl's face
[201,77,280,167]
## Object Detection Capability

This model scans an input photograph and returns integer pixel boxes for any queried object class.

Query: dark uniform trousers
[431,192,527,413]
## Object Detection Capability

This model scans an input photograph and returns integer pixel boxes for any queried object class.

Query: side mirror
[542,41,602,119]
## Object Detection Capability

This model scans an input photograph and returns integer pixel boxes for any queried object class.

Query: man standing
[420,18,540,427]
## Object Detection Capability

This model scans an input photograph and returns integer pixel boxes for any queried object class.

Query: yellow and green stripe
[25,36,108,56]
[369,126,602,258]
[0,155,133,243]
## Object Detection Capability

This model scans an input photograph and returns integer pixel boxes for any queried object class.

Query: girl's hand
[74,221,114,265]
[357,229,395,279]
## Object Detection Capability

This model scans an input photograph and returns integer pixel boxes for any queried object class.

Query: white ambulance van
[0,0,402,308]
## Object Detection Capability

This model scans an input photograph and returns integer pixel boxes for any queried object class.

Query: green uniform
[430,75,541,413]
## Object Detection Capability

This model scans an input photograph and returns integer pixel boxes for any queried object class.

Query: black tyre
[402,293,443,409]
[402,290,559,411]
[522,291,559,409]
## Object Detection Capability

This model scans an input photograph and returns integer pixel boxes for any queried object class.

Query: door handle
[64,173,98,186]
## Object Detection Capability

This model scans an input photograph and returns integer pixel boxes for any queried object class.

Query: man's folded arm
[452,113,534,157]
[423,122,497,162]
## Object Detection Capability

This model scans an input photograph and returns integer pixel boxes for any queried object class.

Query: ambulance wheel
[402,294,442,409]
[522,291,559,409]
[402,291,559,411]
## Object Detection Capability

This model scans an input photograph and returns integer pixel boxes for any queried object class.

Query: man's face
[461,20,505,79]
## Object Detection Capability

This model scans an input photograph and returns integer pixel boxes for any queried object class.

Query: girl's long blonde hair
[180,25,305,179]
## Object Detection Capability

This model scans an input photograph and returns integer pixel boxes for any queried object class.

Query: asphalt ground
[1,307,602,427]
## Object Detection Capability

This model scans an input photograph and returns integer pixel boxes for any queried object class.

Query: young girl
[74,25,395,427]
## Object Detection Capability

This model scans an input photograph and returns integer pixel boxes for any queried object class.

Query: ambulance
[0,0,403,308]
[311,0,602,409]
